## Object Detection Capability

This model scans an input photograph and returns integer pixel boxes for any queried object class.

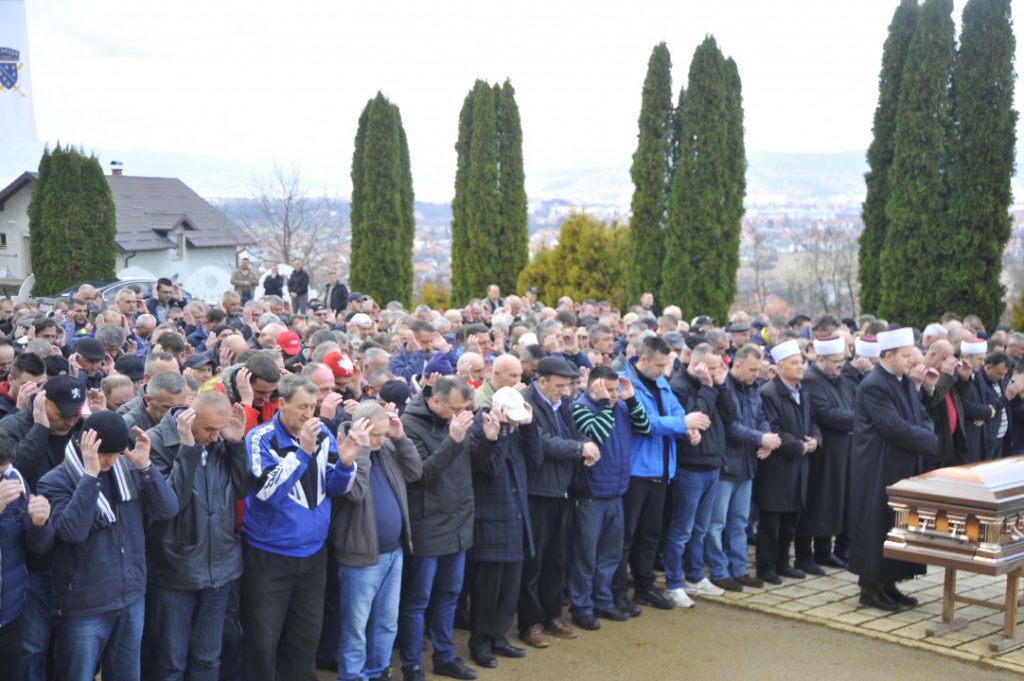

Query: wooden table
[925,566,1024,652]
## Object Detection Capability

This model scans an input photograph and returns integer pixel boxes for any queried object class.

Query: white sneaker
[686,577,725,597]
[667,587,695,608]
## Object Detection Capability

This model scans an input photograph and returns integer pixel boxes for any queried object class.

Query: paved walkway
[692,557,1024,675]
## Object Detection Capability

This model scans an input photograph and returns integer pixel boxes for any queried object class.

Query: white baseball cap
[492,387,530,421]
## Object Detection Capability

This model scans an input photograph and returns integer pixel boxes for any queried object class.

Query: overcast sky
[7,0,1024,200]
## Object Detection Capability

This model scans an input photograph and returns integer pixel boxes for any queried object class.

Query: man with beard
[849,327,939,611]
[794,336,854,574]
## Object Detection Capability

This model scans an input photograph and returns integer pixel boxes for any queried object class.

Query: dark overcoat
[471,418,542,563]
[798,364,854,538]
[755,376,821,513]
[849,365,938,584]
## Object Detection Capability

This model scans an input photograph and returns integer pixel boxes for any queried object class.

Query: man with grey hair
[241,373,358,681]
[921,323,948,350]
[123,371,188,431]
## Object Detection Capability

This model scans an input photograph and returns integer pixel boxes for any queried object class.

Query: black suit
[322,281,349,314]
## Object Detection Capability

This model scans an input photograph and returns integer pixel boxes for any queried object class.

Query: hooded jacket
[400,397,492,556]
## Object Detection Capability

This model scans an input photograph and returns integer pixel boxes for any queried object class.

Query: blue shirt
[370,451,402,554]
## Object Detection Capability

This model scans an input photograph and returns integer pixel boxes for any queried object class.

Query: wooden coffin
[883,457,1024,576]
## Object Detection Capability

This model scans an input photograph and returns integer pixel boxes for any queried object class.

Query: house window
[174,231,184,260]
[0,233,7,249]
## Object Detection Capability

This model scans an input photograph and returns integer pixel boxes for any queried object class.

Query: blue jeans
[21,571,52,681]
[148,584,231,681]
[338,548,403,681]
[398,551,465,669]
[705,478,753,580]
[664,468,720,589]
[55,596,145,681]
[568,497,623,616]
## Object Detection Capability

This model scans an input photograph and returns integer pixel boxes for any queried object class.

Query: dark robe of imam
[849,365,939,584]
[797,363,855,539]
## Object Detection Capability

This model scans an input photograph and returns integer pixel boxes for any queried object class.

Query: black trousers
[470,561,522,651]
[613,477,666,597]
[756,511,799,575]
[315,551,341,667]
[0,614,23,680]
[240,544,327,681]
[518,496,569,631]
[794,536,834,563]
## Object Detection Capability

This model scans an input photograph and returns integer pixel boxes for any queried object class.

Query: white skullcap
[855,336,880,358]
[961,338,988,356]
[813,336,845,357]
[770,340,801,364]
[877,327,914,351]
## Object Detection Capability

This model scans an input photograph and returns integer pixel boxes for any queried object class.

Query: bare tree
[804,224,859,318]
[749,224,773,312]
[242,165,341,278]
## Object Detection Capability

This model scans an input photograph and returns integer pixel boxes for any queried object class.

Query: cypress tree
[945,0,1016,328]
[349,93,415,306]
[662,37,745,322]
[464,83,501,298]
[860,0,918,314]
[627,43,674,304]
[496,80,528,293]
[878,0,956,328]
[450,88,475,304]
[29,145,116,295]
[449,79,528,304]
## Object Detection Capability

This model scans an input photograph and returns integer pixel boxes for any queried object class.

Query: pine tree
[661,37,745,323]
[29,145,116,295]
[627,43,674,304]
[496,80,528,293]
[945,0,1016,328]
[349,93,415,306]
[878,0,957,328]
[860,0,919,314]
[449,79,528,305]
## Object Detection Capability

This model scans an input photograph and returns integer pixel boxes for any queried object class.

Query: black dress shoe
[614,595,642,617]
[778,566,806,579]
[433,657,479,680]
[572,614,601,631]
[595,606,630,622]
[859,589,903,612]
[758,571,782,585]
[794,560,826,576]
[469,650,497,669]
[403,667,426,681]
[492,639,527,658]
[633,588,674,610]
[817,554,849,569]
[883,584,919,607]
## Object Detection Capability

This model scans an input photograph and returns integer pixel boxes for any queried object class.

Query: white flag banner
[0,0,36,142]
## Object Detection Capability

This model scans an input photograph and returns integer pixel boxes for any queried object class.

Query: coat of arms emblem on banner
[0,47,25,95]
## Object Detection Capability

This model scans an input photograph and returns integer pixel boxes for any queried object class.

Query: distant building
[0,167,253,294]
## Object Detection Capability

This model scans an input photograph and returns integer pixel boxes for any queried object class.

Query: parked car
[36,278,193,313]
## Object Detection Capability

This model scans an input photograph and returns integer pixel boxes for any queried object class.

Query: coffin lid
[886,457,1024,513]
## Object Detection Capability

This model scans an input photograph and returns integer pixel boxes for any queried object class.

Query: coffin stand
[884,457,1024,652]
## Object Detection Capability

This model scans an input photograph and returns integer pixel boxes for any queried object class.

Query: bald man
[146,391,248,680]
[919,339,972,467]
[457,352,486,390]
[476,355,525,409]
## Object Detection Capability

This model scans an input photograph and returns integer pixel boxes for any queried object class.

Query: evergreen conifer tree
[449,79,528,304]
[661,37,745,322]
[860,0,918,314]
[627,43,674,304]
[349,93,415,306]
[29,145,116,295]
[878,0,956,327]
[945,0,1016,328]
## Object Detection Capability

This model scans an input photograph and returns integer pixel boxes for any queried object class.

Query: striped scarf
[61,436,138,525]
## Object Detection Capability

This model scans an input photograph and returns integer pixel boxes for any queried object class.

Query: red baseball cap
[324,350,355,378]
[277,331,302,357]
